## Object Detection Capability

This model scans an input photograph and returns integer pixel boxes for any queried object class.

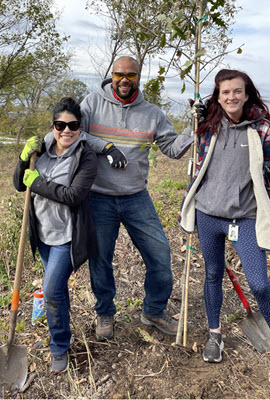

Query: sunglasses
[53,121,80,131]
[112,72,139,81]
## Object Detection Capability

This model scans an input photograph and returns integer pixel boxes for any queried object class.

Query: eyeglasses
[53,121,80,131]
[112,72,139,81]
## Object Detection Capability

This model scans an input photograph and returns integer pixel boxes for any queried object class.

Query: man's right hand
[103,143,128,169]
[21,136,42,161]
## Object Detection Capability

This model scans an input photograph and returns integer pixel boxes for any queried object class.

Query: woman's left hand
[23,169,39,187]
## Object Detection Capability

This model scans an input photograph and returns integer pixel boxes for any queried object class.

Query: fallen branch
[134,360,168,380]
[20,372,38,393]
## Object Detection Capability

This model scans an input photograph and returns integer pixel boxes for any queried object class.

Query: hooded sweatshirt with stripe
[80,78,192,196]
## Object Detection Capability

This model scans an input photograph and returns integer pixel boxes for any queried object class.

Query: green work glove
[23,169,39,187]
[21,136,42,162]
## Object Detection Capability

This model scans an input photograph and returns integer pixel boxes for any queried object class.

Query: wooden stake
[180,0,204,347]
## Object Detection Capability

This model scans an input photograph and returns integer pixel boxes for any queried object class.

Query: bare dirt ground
[1,147,270,399]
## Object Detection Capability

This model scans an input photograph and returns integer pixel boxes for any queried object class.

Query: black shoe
[202,332,224,363]
[96,315,114,341]
[140,312,178,335]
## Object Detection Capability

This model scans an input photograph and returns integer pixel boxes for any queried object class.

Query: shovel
[0,153,36,393]
[225,262,270,353]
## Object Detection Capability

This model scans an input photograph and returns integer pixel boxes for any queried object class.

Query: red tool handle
[225,266,252,314]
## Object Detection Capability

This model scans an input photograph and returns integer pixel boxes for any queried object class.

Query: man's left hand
[103,143,128,169]
[188,99,207,123]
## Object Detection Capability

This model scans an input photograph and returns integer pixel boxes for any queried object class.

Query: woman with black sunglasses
[13,97,97,374]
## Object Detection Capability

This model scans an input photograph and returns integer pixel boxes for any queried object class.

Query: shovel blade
[0,345,27,392]
[238,311,270,353]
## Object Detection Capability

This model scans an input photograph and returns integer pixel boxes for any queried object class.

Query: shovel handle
[8,153,36,346]
[225,262,252,314]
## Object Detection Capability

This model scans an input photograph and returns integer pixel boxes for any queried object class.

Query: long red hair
[197,69,270,137]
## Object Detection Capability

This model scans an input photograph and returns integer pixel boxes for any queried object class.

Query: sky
[52,0,270,111]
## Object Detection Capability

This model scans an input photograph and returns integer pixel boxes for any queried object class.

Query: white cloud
[52,0,270,106]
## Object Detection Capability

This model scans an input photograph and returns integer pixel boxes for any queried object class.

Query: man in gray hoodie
[81,56,193,341]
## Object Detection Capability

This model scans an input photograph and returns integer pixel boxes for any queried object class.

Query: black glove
[103,143,128,169]
[264,164,270,186]
[188,99,207,123]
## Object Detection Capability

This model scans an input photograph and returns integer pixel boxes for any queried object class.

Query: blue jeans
[38,241,73,355]
[89,189,172,317]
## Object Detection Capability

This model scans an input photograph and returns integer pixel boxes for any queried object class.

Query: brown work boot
[140,312,178,335]
[96,315,114,341]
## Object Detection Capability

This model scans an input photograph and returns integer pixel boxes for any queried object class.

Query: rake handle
[7,153,36,347]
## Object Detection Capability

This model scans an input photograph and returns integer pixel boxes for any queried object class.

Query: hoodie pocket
[93,158,147,195]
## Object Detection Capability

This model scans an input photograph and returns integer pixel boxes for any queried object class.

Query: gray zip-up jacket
[33,132,85,245]
[13,132,97,270]
[80,78,193,196]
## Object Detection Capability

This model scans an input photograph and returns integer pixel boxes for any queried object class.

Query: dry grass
[1,144,270,399]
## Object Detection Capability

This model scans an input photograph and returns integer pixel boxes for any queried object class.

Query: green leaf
[195,49,206,58]
[160,33,166,48]
[180,63,193,80]
[151,144,159,151]
[210,12,227,28]
[237,47,242,54]
[156,14,168,22]
[181,82,186,94]
[158,66,166,75]
[182,60,193,69]
[144,78,156,89]
[151,80,160,93]
[171,28,186,40]
[15,318,25,333]
[149,148,157,168]
[171,25,187,40]
[209,0,225,12]
[140,143,148,150]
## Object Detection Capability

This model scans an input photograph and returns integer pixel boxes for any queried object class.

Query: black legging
[196,209,270,329]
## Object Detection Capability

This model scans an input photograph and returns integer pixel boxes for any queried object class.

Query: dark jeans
[38,241,73,355]
[89,189,172,317]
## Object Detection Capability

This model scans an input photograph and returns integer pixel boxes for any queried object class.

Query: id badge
[187,158,193,176]
[228,221,239,241]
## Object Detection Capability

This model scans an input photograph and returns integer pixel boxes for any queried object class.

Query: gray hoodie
[195,117,257,218]
[80,78,192,196]
[34,131,87,245]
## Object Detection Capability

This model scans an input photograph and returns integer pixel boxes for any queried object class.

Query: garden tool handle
[180,0,204,348]
[7,152,37,347]
[225,262,252,314]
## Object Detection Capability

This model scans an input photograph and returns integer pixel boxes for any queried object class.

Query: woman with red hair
[179,69,270,363]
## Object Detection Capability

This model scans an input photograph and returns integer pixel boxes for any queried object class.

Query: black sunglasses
[53,120,80,131]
